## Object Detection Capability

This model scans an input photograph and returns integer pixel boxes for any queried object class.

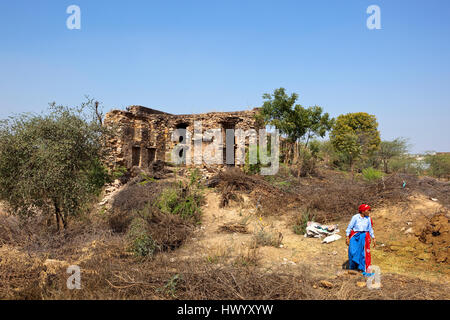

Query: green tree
[378,138,409,173]
[332,132,362,173]
[258,88,334,173]
[0,101,111,230]
[330,112,381,172]
[425,153,450,179]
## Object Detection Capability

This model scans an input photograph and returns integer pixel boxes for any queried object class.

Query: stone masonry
[103,106,262,171]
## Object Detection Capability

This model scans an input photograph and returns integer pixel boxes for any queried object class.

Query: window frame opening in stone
[132,146,141,167]
[175,122,189,143]
[147,147,156,166]
[221,120,237,166]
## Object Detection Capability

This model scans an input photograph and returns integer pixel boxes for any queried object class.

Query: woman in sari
[345,204,376,273]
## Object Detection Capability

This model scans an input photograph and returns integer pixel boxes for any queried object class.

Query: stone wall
[103,105,261,171]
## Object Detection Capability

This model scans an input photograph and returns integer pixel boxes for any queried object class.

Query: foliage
[378,138,409,173]
[0,101,112,229]
[156,169,204,222]
[293,209,315,235]
[389,156,426,175]
[425,153,450,178]
[330,112,381,171]
[243,145,261,175]
[258,88,334,143]
[127,217,157,257]
[257,88,334,167]
[362,167,384,182]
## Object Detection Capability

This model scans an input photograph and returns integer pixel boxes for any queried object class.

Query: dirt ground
[1,169,449,300]
[175,189,450,285]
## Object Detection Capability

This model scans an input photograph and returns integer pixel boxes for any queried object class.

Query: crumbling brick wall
[103,105,261,171]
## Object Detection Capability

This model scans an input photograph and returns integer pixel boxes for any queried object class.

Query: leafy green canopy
[378,138,409,173]
[258,88,334,144]
[0,102,110,228]
[330,112,381,169]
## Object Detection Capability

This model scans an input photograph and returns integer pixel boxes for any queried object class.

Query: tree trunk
[383,160,389,174]
[54,201,61,231]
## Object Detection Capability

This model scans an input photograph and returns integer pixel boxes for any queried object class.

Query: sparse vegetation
[362,167,384,182]
[293,209,315,235]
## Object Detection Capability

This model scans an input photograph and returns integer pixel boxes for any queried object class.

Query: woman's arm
[345,216,356,245]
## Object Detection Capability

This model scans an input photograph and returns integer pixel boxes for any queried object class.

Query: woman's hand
[372,237,376,248]
[346,237,350,246]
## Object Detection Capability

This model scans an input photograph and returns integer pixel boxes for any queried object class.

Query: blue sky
[0,0,449,153]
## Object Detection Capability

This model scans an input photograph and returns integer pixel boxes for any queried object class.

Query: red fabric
[359,204,371,213]
[349,217,373,272]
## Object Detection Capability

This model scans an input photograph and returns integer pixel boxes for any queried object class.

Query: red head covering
[359,204,371,213]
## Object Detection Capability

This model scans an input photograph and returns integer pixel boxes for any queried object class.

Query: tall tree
[258,88,334,170]
[378,138,409,173]
[330,112,381,172]
[0,101,111,230]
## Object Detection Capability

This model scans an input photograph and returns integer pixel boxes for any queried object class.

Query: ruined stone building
[104,106,262,171]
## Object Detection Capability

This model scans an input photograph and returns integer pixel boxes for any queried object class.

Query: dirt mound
[416,212,449,263]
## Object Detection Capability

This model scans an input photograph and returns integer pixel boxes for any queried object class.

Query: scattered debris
[322,234,342,244]
[218,223,249,234]
[305,221,339,239]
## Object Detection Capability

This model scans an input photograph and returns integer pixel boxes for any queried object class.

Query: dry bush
[251,227,283,248]
[108,211,132,233]
[111,176,170,215]
[327,273,450,300]
[208,168,293,216]
[144,208,194,252]
[294,172,419,223]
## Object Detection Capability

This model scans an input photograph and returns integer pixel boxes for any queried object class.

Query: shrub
[390,156,425,176]
[293,209,315,235]
[243,145,261,175]
[362,167,383,182]
[127,217,157,257]
[426,153,450,179]
[156,170,204,222]
[252,226,282,248]
[108,210,132,233]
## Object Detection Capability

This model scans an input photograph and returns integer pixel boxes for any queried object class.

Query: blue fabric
[346,214,375,238]
[349,232,366,271]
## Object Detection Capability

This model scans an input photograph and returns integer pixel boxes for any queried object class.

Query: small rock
[319,280,333,289]
[332,251,337,255]
[313,285,318,289]
[357,281,366,288]
[279,244,284,248]
[170,258,176,263]
[369,282,382,289]
[404,228,413,235]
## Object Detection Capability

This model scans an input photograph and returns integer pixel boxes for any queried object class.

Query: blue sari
[348,232,367,271]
